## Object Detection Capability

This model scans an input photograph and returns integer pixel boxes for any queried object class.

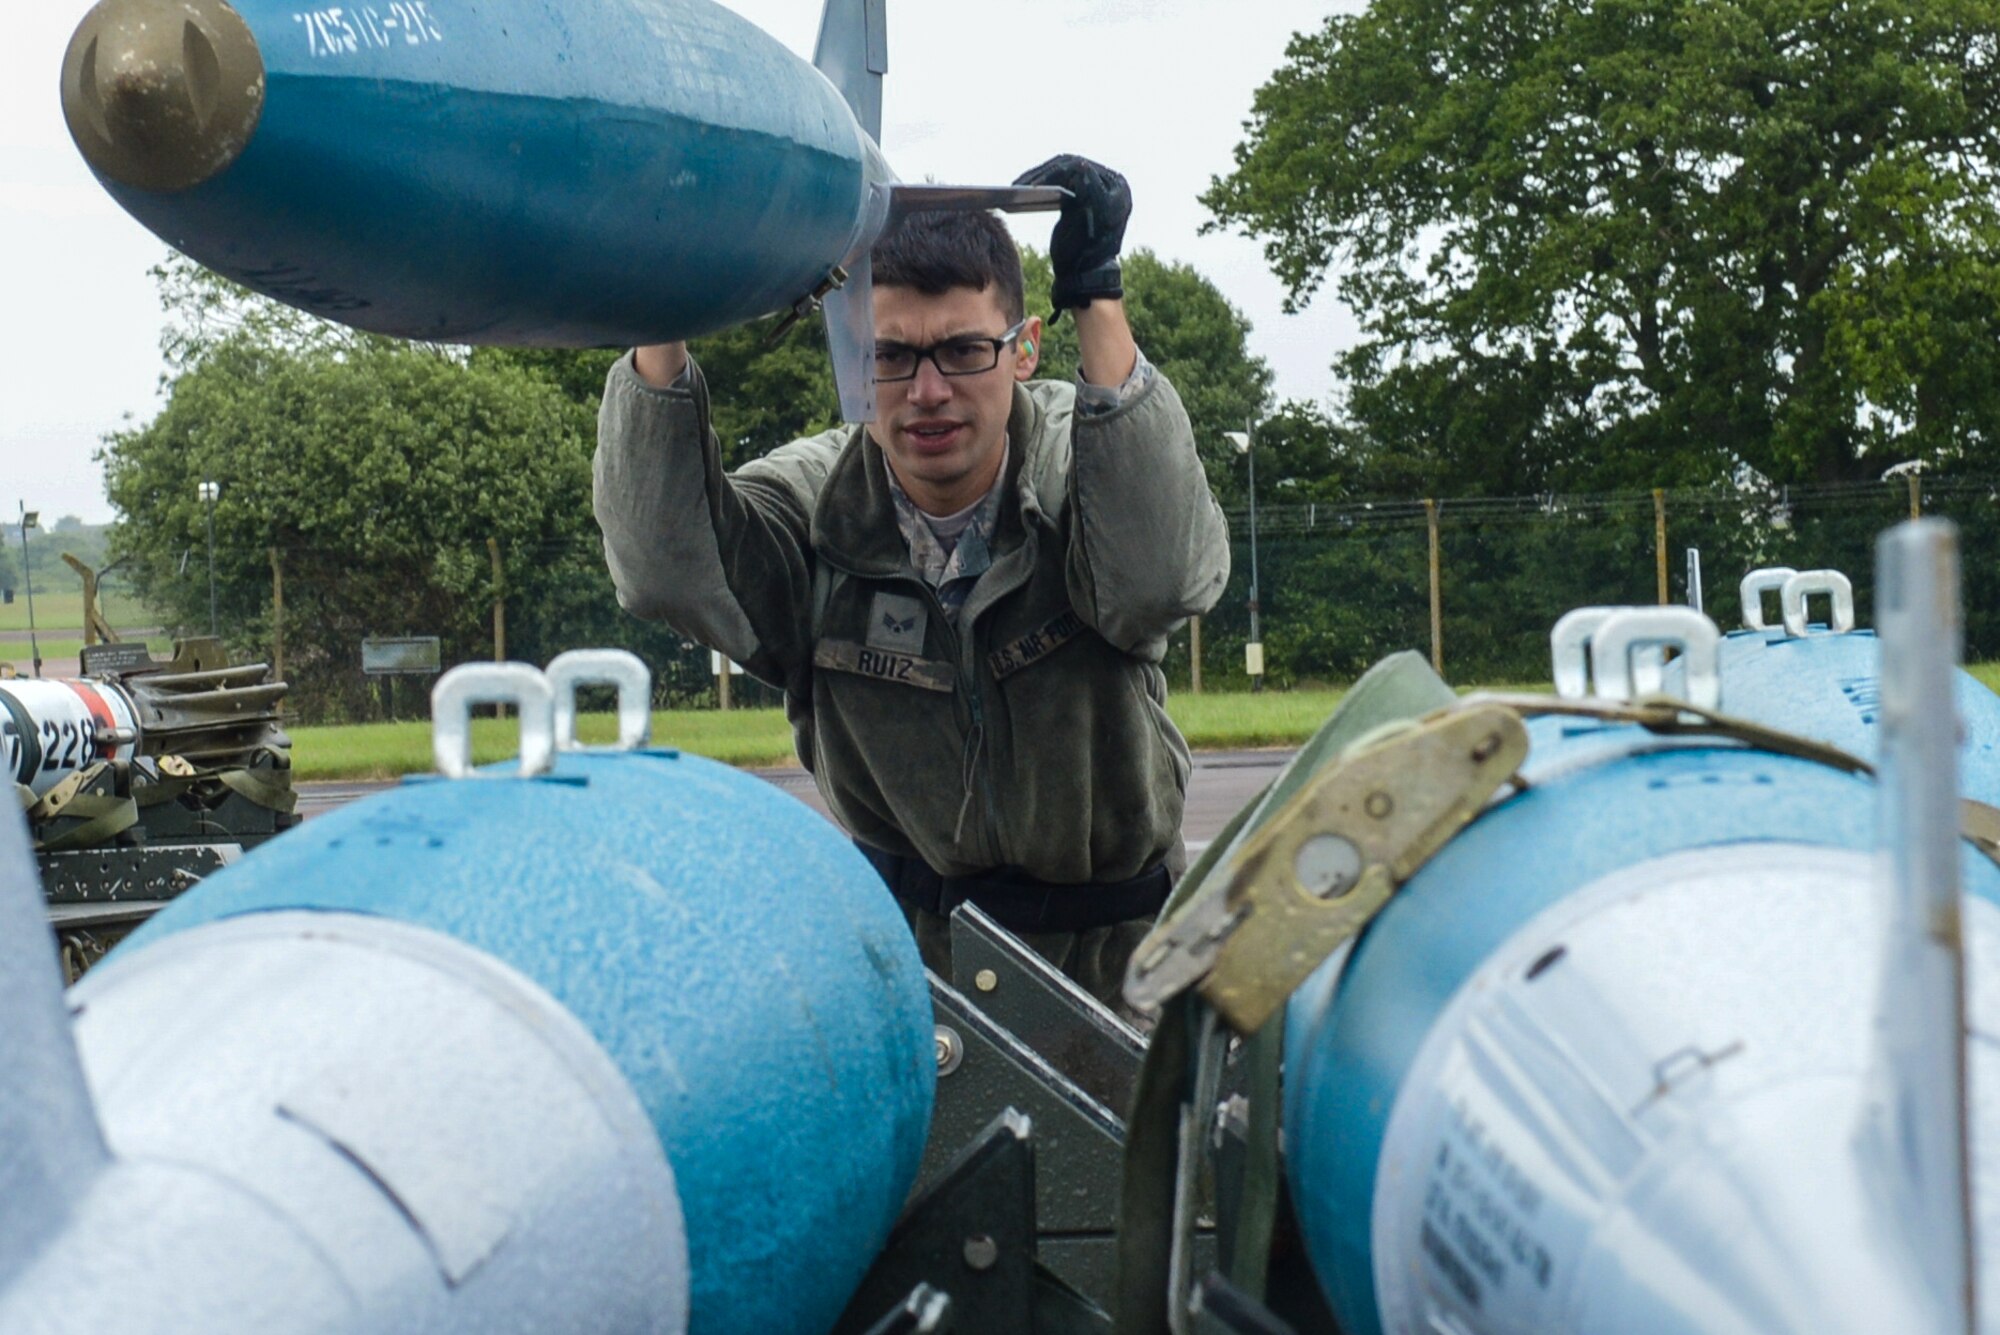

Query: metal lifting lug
[1128,704,1530,1033]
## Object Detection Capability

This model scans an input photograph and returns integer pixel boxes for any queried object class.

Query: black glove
[1013,154,1131,319]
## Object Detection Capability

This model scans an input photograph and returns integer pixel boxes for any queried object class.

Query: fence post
[1653,488,1669,604]
[1907,474,1922,520]
[488,537,508,719]
[268,547,284,688]
[1425,498,1443,675]
[60,554,114,647]
[1189,615,1202,695]
[487,537,506,662]
[718,656,732,711]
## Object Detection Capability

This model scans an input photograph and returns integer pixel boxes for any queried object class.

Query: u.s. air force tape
[988,610,1087,679]
[813,639,956,692]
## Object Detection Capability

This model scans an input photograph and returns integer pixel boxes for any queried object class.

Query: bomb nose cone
[61,0,264,193]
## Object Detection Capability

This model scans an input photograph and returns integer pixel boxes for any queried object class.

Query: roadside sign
[79,643,157,676]
[362,636,443,676]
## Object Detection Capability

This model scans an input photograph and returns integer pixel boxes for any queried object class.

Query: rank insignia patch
[867,592,928,654]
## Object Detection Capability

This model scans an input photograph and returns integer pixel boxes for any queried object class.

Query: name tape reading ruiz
[814,640,956,692]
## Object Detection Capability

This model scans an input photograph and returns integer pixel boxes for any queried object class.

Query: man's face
[868,283,1042,515]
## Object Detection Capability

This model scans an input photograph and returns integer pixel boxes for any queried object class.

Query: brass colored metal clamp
[1127,703,1530,1034]
[1125,687,1908,1036]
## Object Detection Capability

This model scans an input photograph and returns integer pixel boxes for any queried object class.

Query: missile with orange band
[1,679,139,798]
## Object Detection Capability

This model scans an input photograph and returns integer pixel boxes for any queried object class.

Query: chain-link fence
[1182,476,1978,691]
[139,475,1987,723]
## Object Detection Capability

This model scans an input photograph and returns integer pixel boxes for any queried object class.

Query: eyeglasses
[875,319,1029,383]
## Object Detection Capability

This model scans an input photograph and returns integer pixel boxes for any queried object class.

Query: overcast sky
[4,0,1362,524]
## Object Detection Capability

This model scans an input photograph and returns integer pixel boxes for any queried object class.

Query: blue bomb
[1284,532,2000,1334]
[60,0,1059,420]
[0,659,933,1335]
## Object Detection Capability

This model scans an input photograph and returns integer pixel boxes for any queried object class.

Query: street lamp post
[198,479,221,637]
[1225,424,1263,692]
[17,505,41,678]
[1883,459,1924,520]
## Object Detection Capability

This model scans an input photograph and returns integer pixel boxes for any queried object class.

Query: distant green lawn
[288,708,805,780]
[286,692,1368,781]
[0,588,159,634]
[282,665,2000,782]
[1,636,177,664]
[283,683,1561,781]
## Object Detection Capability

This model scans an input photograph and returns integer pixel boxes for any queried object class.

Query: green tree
[103,332,605,719]
[1205,0,2000,490]
[102,262,619,719]
[11,523,108,591]
[475,314,841,471]
[1235,400,1360,506]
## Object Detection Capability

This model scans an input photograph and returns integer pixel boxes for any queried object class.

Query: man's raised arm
[593,345,832,687]
[631,341,690,389]
[1013,154,1232,655]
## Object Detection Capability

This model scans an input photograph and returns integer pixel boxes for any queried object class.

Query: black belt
[857,842,1172,936]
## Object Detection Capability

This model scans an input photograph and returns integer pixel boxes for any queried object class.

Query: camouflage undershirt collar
[887,441,1010,614]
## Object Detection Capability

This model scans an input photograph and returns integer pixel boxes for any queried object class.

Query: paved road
[296,748,1294,852]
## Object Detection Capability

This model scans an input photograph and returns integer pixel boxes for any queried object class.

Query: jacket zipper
[818,554,1011,870]
[967,673,1004,867]
[913,579,1002,867]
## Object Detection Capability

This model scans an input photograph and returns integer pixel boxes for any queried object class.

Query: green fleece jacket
[593,351,1230,884]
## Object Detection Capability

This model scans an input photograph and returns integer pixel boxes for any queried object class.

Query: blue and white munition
[60,0,1062,420]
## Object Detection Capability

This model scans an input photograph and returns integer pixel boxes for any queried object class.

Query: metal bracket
[1591,607,1722,709]
[545,649,652,752]
[921,972,1128,1304]
[429,663,556,779]
[834,1108,1111,1334]
[1739,566,1799,630]
[767,264,850,344]
[1779,568,1856,638]
[1551,606,1666,699]
[949,904,1144,1115]
[1550,606,1619,699]
[1126,704,1530,1032]
[1554,606,1720,708]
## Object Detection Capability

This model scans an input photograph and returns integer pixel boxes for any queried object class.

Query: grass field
[0,585,179,670]
[0,588,160,635]
[286,691,1372,780]
[283,683,1567,780]
[281,664,2000,781]
[288,708,805,779]
[2,636,179,663]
